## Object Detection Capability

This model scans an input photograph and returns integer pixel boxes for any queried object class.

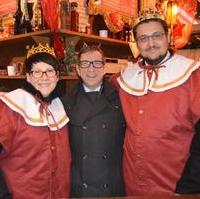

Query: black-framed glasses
[137,32,166,43]
[79,60,104,68]
[30,69,57,78]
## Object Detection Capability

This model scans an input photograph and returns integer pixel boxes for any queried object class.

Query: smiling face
[26,62,59,97]
[76,50,105,90]
[135,21,169,65]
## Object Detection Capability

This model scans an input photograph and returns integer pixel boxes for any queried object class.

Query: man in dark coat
[61,45,125,197]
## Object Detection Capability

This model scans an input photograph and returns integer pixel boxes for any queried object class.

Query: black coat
[175,120,200,194]
[61,80,125,198]
[0,169,12,199]
[0,145,12,199]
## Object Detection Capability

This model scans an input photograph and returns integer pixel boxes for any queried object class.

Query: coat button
[102,153,107,159]
[138,109,144,114]
[82,183,88,189]
[136,154,141,158]
[102,124,106,129]
[103,183,108,188]
[52,169,55,174]
[51,146,56,150]
[82,125,87,130]
[82,154,88,159]
[114,105,119,109]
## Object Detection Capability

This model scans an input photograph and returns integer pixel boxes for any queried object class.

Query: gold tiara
[27,43,56,58]
[134,9,164,27]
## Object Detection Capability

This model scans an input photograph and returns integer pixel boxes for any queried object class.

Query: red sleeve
[0,100,17,157]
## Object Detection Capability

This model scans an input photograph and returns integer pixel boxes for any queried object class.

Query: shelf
[59,29,129,47]
[5,26,198,47]
[0,75,26,79]
[0,29,132,59]
[0,75,78,80]
[0,30,51,47]
[0,29,129,47]
[59,29,131,58]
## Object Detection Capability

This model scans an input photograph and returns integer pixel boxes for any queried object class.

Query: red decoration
[173,0,196,49]
[41,0,59,31]
[52,34,65,60]
[104,11,124,32]
[173,24,192,49]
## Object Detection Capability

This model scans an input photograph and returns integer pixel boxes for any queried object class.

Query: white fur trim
[0,89,69,131]
[117,54,200,96]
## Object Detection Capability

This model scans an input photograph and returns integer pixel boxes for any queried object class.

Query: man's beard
[143,52,167,65]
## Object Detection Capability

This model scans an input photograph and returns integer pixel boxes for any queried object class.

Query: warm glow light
[172,4,178,15]
[166,0,178,25]
[157,0,196,49]
[165,0,178,49]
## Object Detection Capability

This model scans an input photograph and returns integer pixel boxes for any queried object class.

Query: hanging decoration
[156,0,197,49]
[166,0,178,49]
[52,34,65,60]
[52,33,66,74]
[41,0,65,68]
[41,0,58,31]
[104,11,124,32]
[173,0,196,49]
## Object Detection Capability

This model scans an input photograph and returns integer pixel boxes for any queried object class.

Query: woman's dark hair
[24,52,60,73]
[133,18,169,39]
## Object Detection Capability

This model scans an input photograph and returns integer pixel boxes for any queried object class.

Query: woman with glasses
[61,45,125,197]
[0,43,71,199]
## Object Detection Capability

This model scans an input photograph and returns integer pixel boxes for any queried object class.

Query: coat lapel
[84,92,109,121]
[67,80,116,126]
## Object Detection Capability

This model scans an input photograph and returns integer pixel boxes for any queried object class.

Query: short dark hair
[78,45,105,63]
[24,52,60,73]
[133,18,169,39]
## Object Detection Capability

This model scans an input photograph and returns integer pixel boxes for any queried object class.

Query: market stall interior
[0,0,200,92]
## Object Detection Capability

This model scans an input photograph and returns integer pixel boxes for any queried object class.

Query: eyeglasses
[137,32,166,43]
[30,69,57,78]
[79,60,104,68]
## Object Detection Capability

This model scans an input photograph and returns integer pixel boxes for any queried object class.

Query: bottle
[21,2,33,33]
[0,18,3,33]
[22,15,32,33]
[60,0,71,29]
[13,0,23,34]
[123,23,130,41]
[33,0,44,31]
[70,2,79,32]
[86,23,92,34]
[197,0,200,19]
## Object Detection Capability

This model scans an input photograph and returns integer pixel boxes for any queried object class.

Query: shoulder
[103,79,118,94]
[103,79,122,105]
[0,89,26,114]
[61,82,82,113]
[109,73,121,90]
[0,99,13,114]
[61,81,81,99]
